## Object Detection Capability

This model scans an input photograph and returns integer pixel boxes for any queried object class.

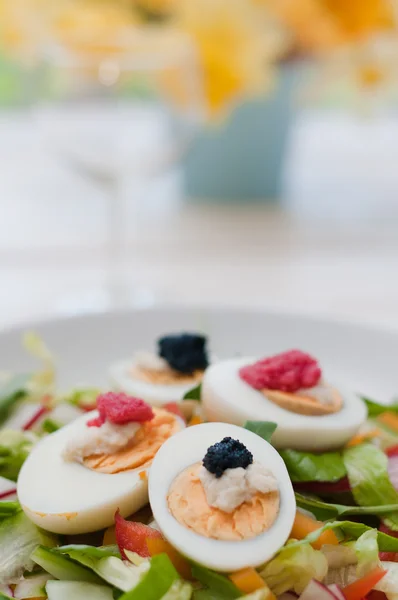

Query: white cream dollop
[199,462,278,513]
[133,351,170,373]
[296,382,335,405]
[63,420,140,464]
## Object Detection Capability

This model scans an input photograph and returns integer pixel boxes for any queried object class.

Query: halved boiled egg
[18,396,185,535]
[149,422,296,572]
[201,351,367,451]
[109,333,209,407]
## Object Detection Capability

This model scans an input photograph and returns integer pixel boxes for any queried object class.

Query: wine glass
[35,28,204,311]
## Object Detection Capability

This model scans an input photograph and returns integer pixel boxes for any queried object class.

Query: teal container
[184,64,299,202]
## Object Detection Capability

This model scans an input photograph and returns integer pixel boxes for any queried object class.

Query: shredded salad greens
[2,335,398,599]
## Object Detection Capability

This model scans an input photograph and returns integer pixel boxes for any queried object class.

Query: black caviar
[158,333,209,374]
[203,437,253,478]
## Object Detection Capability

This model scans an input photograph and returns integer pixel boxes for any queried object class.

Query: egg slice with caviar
[110,333,209,406]
[18,400,185,535]
[149,422,296,572]
[201,352,367,451]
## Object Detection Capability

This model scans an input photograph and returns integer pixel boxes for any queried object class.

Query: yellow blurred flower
[173,0,286,116]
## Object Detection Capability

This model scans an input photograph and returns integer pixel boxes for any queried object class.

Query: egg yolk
[167,463,280,541]
[263,384,343,416]
[130,364,204,386]
[84,408,180,474]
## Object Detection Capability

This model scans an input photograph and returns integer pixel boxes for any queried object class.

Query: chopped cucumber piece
[31,546,101,583]
[119,554,179,600]
[46,580,113,600]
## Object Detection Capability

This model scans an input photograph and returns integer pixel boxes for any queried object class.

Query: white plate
[0,307,397,404]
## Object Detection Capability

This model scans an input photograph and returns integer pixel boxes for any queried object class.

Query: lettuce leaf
[0,511,56,583]
[243,422,277,444]
[260,542,328,595]
[0,430,36,482]
[183,384,201,402]
[190,564,241,599]
[160,580,193,600]
[362,396,398,417]
[286,520,398,553]
[354,529,380,577]
[343,443,398,529]
[279,449,346,483]
[0,374,29,425]
[118,554,180,600]
[23,332,56,398]
[295,492,398,521]
[66,389,100,410]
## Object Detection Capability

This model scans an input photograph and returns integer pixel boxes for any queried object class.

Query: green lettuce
[161,580,193,600]
[0,374,29,425]
[260,542,328,595]
[23,332,56,398]
[190,564,241,599]
[280,449,346,483]
[66,389,100,410]
[362,396,398,417]
[0,430,36,481]
[243,422,277,444]
[32,546,101,583]
[343,443,398,529]
[286,520,398,553]
[55,545,146,592]
[354,529,380,577]
[295,492,398,521]
[183,384,201,401]
[0,511,56,583]
[45,580,113,600]
[119,554,180,600]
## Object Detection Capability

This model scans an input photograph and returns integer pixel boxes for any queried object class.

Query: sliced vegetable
[327,584,345,600]
[229,568,265,594]
[188,415,203,426]
[22,406,50,431]
[287,520,398,555]
[160,580,193,600]
[299,580,341,599]
[0,374,29,425]
[343,444,398,529]
[346,430,381,448]
[65,388,100,411]
[0,430,36,482]
[45,580,113,600]
[118,554,180,600]
[183,384,201,401]
[243,422,277,444]
[0,501,21,518]
[279,450,347,483]
[353,529,380,580]
[190,564,242,599]
[342,566,386,600]
[378,413,398,433]
[14,572,53,599]
[146,537,192,580]
[31,546,101,583]
[291,511,339,549]
[260,543,328,596]
[0,511,56,583]
[23,332,56,398]
[115,511,162,558]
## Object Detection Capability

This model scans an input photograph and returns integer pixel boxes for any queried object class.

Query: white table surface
[1,111,398,332]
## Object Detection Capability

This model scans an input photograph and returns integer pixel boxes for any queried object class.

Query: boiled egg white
[17,410,185,535]
[149,422,296,572]
[201,358,367,451]
[109,358,200,407]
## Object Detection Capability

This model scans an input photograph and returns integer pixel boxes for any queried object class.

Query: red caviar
[87,392,154,427]
[239,349,321,393]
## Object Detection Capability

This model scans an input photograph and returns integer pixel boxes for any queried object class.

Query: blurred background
[1,0,398,328]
